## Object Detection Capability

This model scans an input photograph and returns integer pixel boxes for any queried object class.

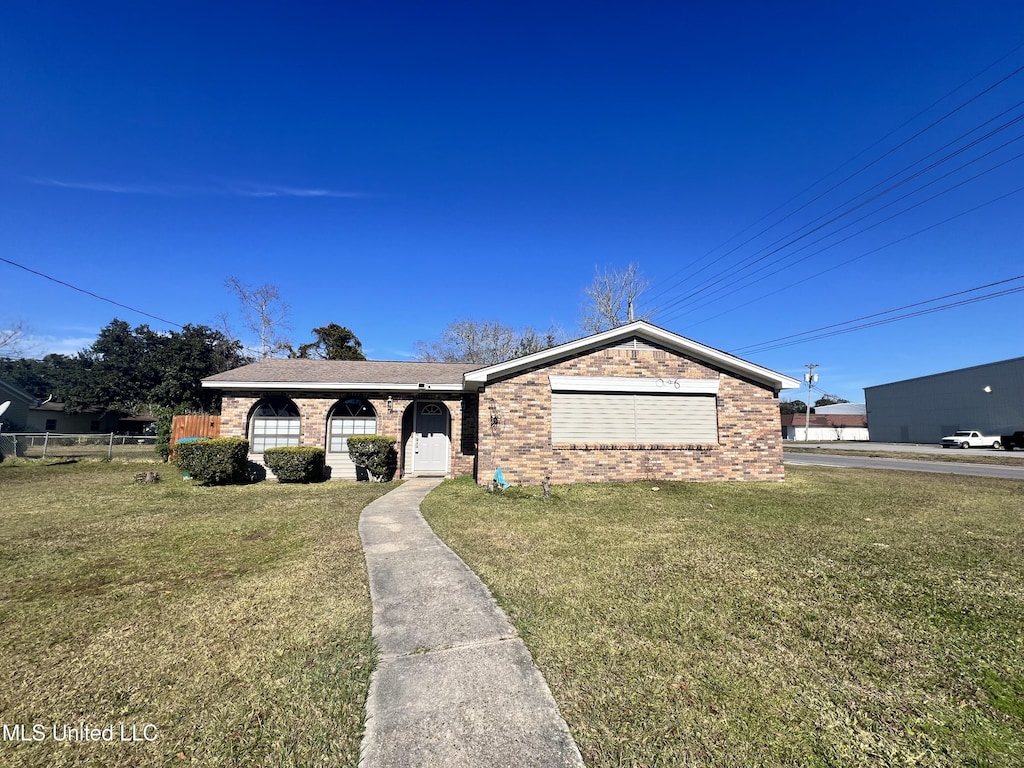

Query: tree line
[779,395,851,414]
[0,319,367,419]
[1,263,759,425]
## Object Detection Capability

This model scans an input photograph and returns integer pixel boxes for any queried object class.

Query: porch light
[386,396,394,412]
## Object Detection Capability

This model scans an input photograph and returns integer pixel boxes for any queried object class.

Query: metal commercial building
[864,357,1024,443]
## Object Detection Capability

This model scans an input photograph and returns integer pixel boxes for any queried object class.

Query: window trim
[327,398,377,453]
[249,397,301,453]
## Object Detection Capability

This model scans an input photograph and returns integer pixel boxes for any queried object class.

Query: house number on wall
[656,378,685,389]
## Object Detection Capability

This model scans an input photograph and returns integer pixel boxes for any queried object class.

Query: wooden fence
[169,414,221,460]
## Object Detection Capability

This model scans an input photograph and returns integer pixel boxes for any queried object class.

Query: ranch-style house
[201,321,800,485]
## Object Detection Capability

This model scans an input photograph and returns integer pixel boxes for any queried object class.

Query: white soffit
[549,375,720,394]
[200,381,463,392]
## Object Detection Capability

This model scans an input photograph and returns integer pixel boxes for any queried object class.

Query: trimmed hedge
[174,437,250,485]
[263,446,326,483]
[347,435,398,482]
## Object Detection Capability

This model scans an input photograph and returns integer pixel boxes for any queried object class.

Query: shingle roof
[202,322,802,394]
[465,321,802,392]
[1,378,37,404]
[203,359,480,389]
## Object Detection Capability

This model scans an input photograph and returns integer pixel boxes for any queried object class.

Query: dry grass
[784,445,1024,467]
[0,459,393,767]
[422,468,1024,767]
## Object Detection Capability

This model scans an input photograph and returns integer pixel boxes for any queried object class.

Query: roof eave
[201,380,465,392]
[464,321,802,392]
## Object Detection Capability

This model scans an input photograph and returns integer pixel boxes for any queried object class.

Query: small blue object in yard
[493,467,510,490]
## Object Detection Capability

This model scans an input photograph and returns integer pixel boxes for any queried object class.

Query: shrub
[347,435,398,482]
[154,404,192,461]
[174,438,250,485]
[263,446,326,483]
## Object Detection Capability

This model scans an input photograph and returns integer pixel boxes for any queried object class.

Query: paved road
[784,452,1024,480]
[788,441,1023,458]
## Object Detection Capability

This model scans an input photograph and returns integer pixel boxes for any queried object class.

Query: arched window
[328,398,377,453]
[250,396,300,453]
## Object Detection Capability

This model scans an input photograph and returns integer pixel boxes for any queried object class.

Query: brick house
[202,321,800,485]
[780,413,869,441]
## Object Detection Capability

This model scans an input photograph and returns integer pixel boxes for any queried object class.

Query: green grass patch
[0,460,393,767]
[422,469,1024,767]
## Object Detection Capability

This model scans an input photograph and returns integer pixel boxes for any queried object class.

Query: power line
[646,46,1024,313]
[658,142,1024,325]
[654,106,1024,319]
[0,256,184,328]
[731,275,1024,355]
[740,286,1024,354]
[677,182,1024,332]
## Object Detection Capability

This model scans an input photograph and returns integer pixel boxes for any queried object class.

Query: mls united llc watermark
[2,723,158,743]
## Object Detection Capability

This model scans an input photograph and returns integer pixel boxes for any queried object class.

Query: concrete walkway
[358,478,585,768]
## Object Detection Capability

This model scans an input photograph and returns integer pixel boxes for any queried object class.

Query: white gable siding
[552,393,718,444]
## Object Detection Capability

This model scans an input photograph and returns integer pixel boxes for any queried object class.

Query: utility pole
[803,364,819,442]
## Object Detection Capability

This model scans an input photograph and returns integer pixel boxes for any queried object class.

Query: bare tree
[514,324,567,358]
[579,263,651,333]
[0,320,30,358]
[224,277,293,359]
[416,320,564,364]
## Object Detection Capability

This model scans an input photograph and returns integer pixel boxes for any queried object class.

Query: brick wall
[218,391,477,478]
[475,343,784,486]
[215,340,785,488]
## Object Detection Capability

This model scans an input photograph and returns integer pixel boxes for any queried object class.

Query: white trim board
[549,375,720,394]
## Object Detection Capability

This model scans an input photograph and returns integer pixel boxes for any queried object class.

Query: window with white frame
[250,397,301,453]
[328,398,377,453]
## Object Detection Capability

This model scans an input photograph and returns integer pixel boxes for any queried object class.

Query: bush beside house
[346,435,398,482]
[263,446,326,483]
[174,438,250,485]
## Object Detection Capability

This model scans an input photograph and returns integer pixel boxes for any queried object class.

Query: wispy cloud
[21,334,98,358]
[225,182,366,199]
[36,178,178,195]
[33,177,368,199]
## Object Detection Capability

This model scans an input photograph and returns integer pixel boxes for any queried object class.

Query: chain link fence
[0,433,158,460]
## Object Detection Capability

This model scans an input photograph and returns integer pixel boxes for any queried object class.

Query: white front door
[413,402,449,473]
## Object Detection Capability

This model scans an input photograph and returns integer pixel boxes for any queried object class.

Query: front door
[413,402,449,473]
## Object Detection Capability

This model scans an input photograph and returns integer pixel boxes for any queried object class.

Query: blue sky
[2,2,1022,402]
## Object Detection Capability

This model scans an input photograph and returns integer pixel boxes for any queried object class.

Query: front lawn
[0,460,393,768]
[422,468,1024,767]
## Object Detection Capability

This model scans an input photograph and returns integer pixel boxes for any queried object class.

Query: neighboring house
[24,402,121,433]
[0,378,37,430]
[780,413,869,441]
[0,381,155,435]
[202,321,801,485]
[865,357,1024,443]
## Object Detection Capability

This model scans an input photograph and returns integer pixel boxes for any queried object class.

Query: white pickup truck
[940,430,1001,449]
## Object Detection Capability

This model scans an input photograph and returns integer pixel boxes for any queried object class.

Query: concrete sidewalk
[358,478,585,768]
